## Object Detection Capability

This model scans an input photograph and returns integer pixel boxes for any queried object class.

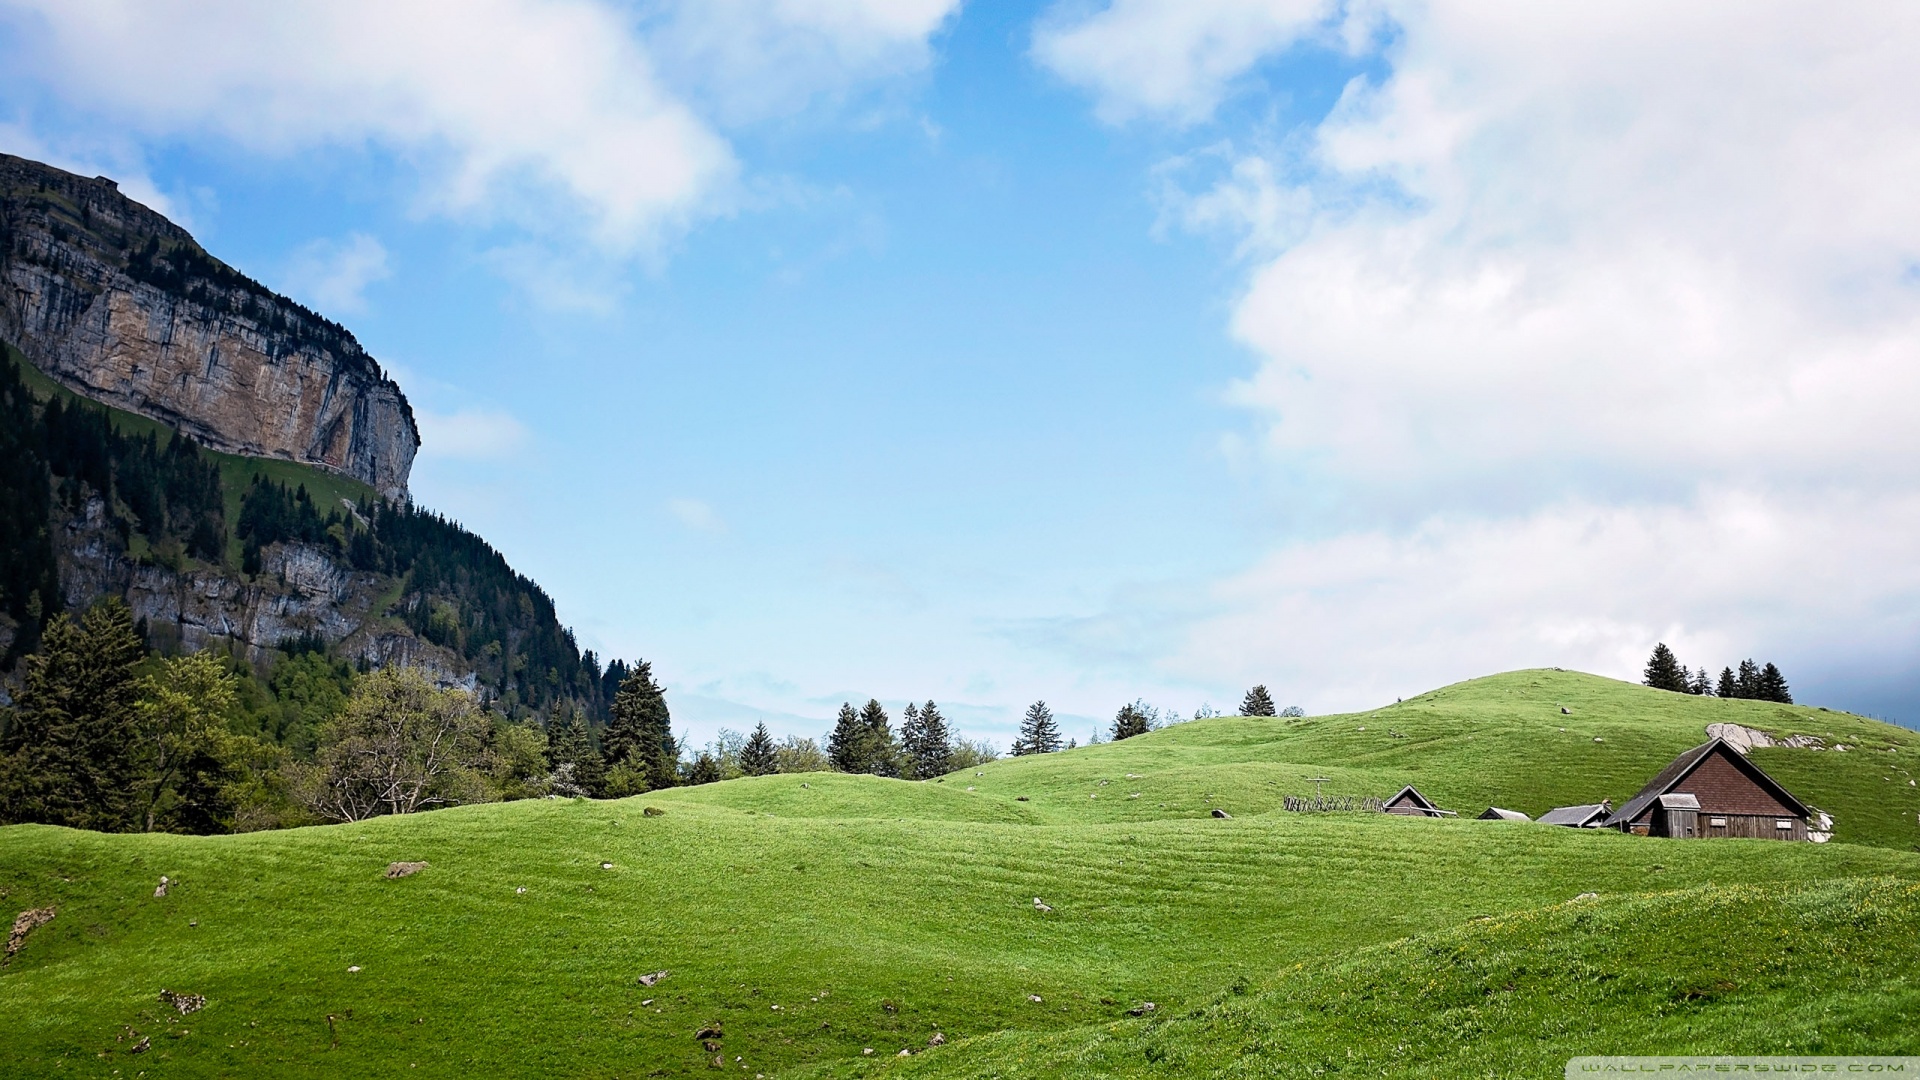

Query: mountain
[0,154,416,500]
[0,154,612,721]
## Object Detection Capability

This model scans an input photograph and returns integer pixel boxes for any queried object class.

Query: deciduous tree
[296,666,490,822]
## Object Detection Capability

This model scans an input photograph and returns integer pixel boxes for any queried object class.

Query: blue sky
[4,2,1918,747]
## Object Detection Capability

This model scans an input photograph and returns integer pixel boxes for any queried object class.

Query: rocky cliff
[0,154,418,500]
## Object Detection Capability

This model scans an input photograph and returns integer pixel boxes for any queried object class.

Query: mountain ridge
[0,153,418,500]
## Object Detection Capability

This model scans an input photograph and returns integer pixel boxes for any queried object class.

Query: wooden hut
[1478,807,1530,822]
[1602,738,1810,840]
[1384,785,1455,818]
[1537,801,1611,828]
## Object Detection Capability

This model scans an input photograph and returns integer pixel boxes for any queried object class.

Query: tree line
[1643,643,1793,703]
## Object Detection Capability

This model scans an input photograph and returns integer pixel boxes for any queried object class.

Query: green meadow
[3,671,1917,1078]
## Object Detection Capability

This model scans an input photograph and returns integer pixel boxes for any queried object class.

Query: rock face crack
[0,152,418,499]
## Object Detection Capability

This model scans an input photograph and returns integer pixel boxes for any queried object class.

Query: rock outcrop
[0,153,417,499]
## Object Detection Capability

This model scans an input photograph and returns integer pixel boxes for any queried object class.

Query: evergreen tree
[0,599,148,830]
[1013,700,1062,756]
[859,698,898,777]
[1736,659,1762,699]
[1239,685,1277,717]
[739,722,778,776]
[1757,663,1793,704]
[1687,667,1713,695]
[604,660,675,791]
[1110,702,1152,741]
[1642,643,1688,692]
[686,752,722,785]
[1716,666,1738,698]
[901,700,954,780]
[828,702,866,773]
[546,705,605,797]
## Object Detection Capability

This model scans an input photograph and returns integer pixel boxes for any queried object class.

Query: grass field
[2,672,1917,1078]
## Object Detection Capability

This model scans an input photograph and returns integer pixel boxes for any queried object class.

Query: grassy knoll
[888,877,1920,1079]
[891,670,1920,850]
[3,671,1917,1078]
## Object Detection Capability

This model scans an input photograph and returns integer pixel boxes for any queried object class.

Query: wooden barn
[1602,738,1811,840]
[1384,785,1456,818]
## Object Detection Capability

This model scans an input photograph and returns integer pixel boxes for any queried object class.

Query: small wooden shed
[1537,801,1611,828]
[1384,785,1455,818]
[1478,807,1530,822]
[1602,738,1811,840]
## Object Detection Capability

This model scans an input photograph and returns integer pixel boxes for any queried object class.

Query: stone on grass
[159,989,206,1015]
[929,1032,946,1047]
[1129,1002,1157,1017]
[639,970,670,987]
[643,806,666,817]
[385,861,428,879]
[695,1023,723,1040]
[1211,808,1232,819]
[154,876,170,898]
[5,907,55,966]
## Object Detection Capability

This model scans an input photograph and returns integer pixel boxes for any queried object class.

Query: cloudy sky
[4,1,1917,746]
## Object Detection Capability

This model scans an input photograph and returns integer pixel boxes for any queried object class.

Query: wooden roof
[1602,738,1810,828]
[1478,807,1530,822]
[1384,784,1456,816]
[1538,802,1610,827]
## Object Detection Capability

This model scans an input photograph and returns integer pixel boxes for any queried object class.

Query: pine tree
[1716,666,1738,698]
[605,660,675,791]
[1014,700,1062,756]
[901,700,953,780]
[828,702,866,773]
[1239,685,1277,717]
[686,752,722,785]
[1687,667,1712,695]
[1757,663,1792,704]
[1110,702,1152,741]
[1642,644,1688,692]
[546,705,605,797]
[1736,659,1761,700]
[858,699,898,777]
[0,600,148,830]
[739,722,778,776]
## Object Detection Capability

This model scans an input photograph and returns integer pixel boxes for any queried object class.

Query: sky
[3,1,1918,748]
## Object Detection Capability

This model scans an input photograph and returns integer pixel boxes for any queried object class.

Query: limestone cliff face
[0,154,418,500]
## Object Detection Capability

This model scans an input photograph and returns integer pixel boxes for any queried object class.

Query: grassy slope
[2,671,1917,1079]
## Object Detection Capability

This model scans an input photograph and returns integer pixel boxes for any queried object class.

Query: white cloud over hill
[1040,2,1920,709]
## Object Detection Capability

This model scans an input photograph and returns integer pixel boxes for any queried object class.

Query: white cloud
[414,407,530,461]
[651,0,963,124]
[667,498,725,533]
[1033,0,1356,124]
[1,0,730,252]
[281,233,391,314]
[1043,3,1920,709]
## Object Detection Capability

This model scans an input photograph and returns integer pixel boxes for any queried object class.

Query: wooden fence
[1282,794,1385,813]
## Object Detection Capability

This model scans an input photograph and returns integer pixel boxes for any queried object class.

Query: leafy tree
[295,666,490,822]
[1757,663,1793,704]
[1110,702,1152,741]
[138,650,244,833]
[947,737,1001,771]
[739,722,778,776]
[1279,705,1306,718]
[828,702,866,772]
[0,600,147,831]
[546,706,605,797]
[264,650,355,755]
[1717,666,1738,698]
[1239,685,1277,717]
[485,716,551,801]
[859,698,899,777]
[1642,643,1688,692]
[604,661,675,793]
[775,735,828,773]
[1013,700,1062,756]
[901,699,953,780]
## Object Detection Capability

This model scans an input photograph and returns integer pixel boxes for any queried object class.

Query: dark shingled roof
[1385,784,1456,816]
[1601,737,1810,829]
[1538,803,1610,827]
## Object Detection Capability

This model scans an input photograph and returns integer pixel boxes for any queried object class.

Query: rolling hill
[2,671,1916,1078]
